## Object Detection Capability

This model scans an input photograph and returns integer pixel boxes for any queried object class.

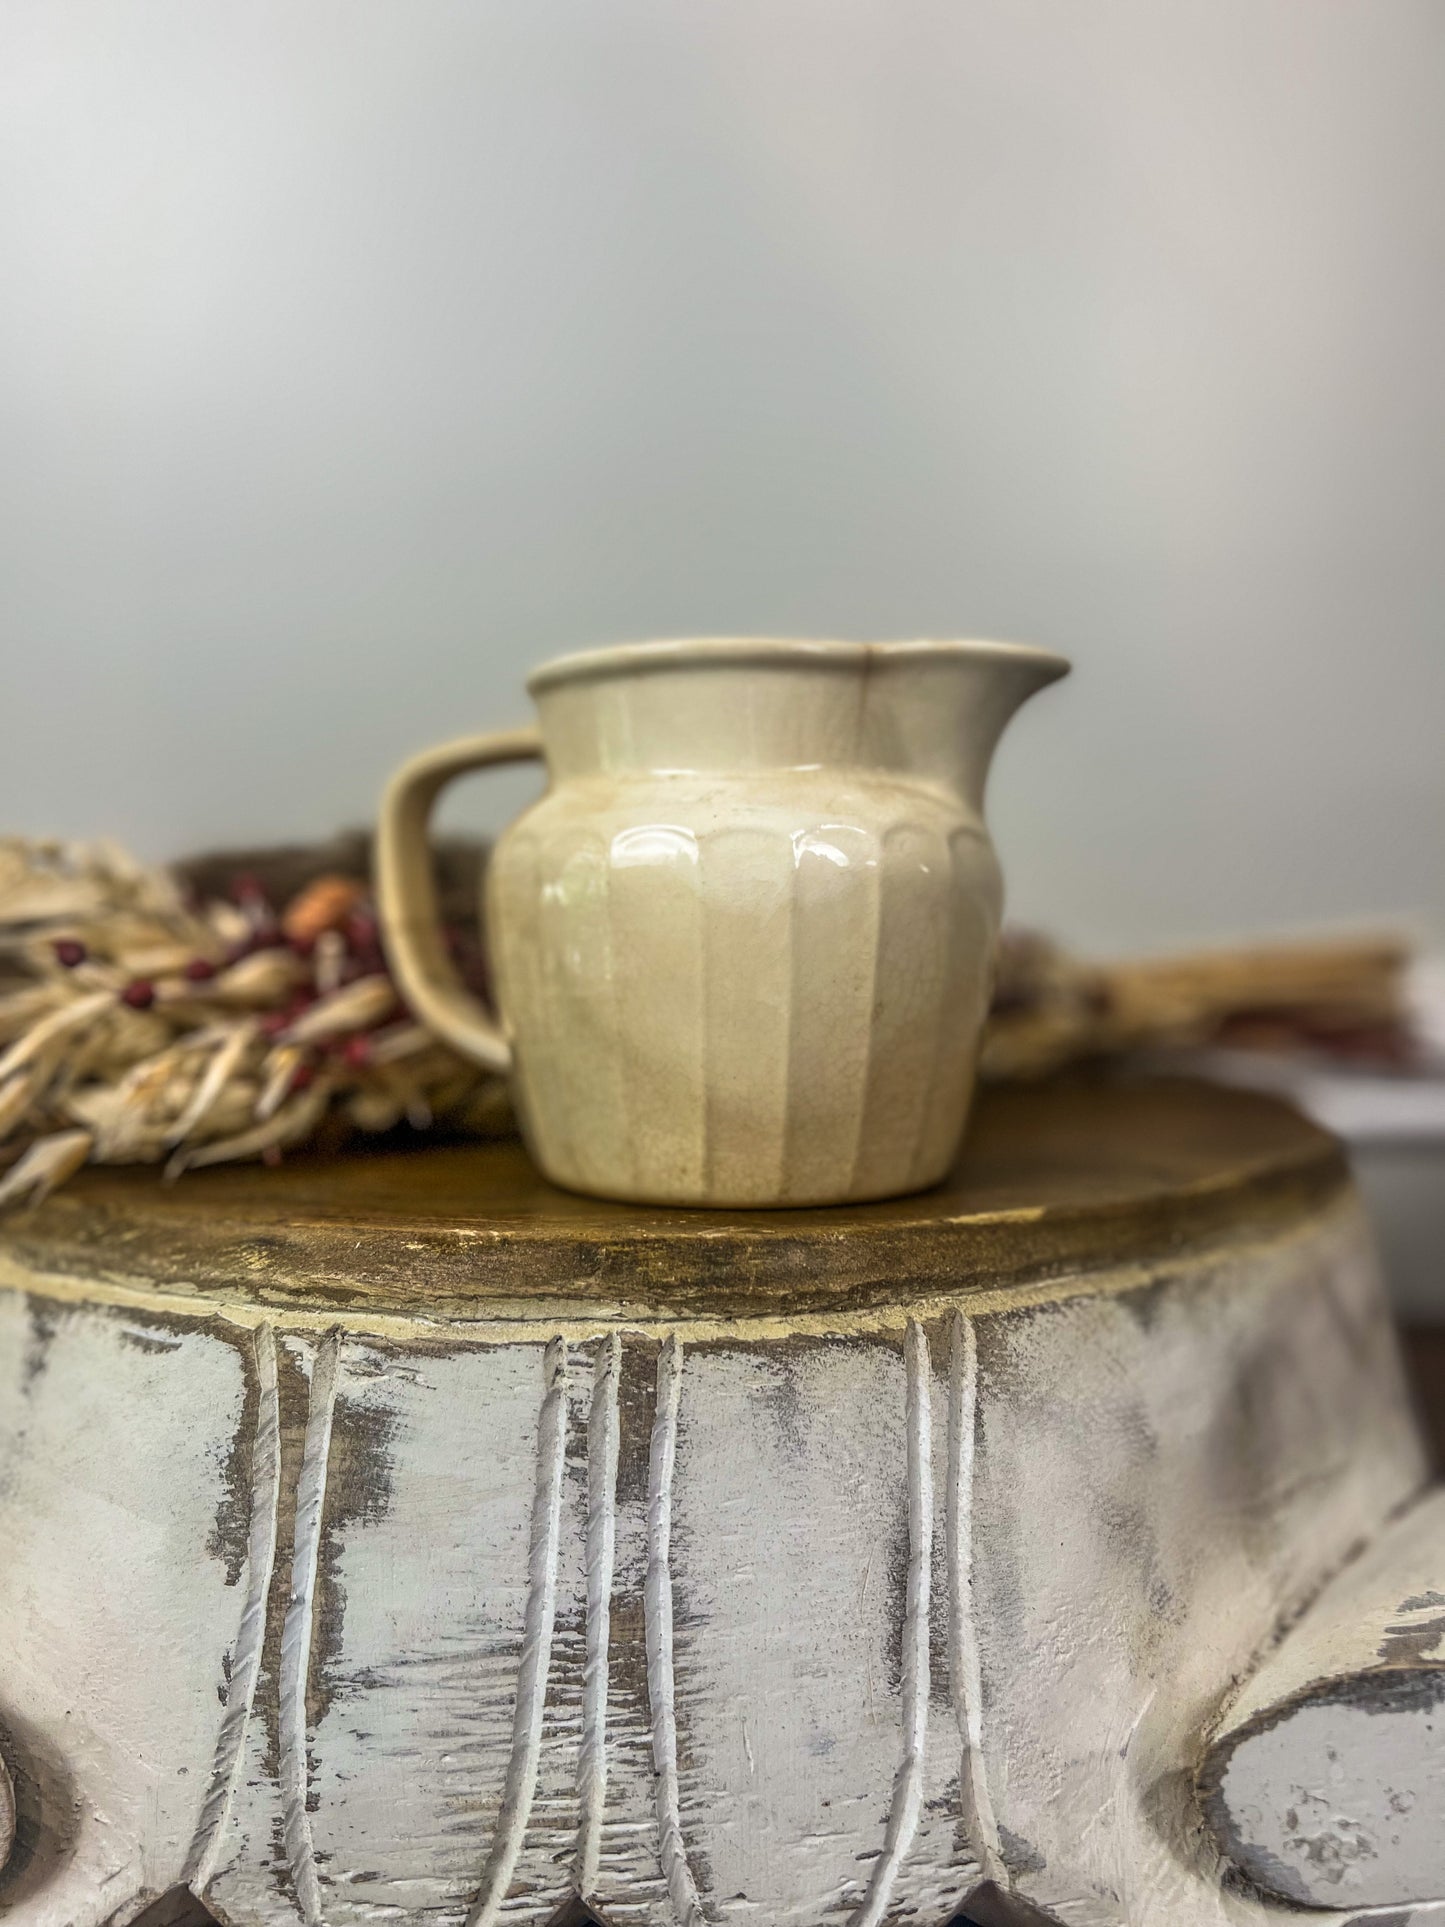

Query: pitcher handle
[375,727,544,1075]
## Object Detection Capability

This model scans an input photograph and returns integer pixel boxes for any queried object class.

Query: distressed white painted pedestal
[0,1081,1439,1927]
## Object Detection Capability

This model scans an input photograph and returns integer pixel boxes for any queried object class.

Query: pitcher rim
[528,635,1071,696]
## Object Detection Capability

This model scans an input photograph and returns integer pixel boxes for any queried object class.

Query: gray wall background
[2,0,1442,955]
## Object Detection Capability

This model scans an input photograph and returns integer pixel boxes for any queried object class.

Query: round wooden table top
[0,1078,1345,1332]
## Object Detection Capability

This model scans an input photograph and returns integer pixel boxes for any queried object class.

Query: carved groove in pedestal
[948,1311,1004,1890]
[645,1334,706,1927]
[183,1323,281,1894]
[576,1332,622,1902]
[848,1317,933,1927]
[279,1330,341,1927]
[0,1739,12,1877]
[468,1337,570,1927]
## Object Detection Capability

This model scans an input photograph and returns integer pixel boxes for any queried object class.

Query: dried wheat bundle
[982,928,1416,1080]
[0,837,504,1209]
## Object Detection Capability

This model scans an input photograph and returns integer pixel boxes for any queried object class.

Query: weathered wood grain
[1201,1487,1445,1910]
[849,1319,933,1927]
[182,1323,281,1895]
[0,1297,250,1922]
[955,1201,1424,1925]
[947,1314,1001,1889]
[280,1330,341,1927]
[575,1333,621,1903]
[0,1742,13,1876]
[469,1337,569,1927]
[646,1336,706,1927]
[0,1084,1431,1927]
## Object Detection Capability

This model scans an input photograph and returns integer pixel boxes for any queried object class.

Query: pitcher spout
[866,639,1071,816]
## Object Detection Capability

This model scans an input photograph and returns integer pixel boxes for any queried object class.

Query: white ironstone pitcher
[376,637,1068,1206]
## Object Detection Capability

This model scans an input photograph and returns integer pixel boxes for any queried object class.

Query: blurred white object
[1187,957,1445,1319]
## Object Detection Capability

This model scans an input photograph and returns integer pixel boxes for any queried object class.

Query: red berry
[260,1010,289,1039]
[121,979,156,1010]
[54,938,87,968]
[290,1063,316,1093]
[184,957,217,983]
[339,1034,372,1071]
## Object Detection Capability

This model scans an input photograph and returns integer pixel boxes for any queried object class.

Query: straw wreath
[0,837,504,1209]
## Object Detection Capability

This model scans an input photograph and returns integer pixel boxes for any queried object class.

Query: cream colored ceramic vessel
[376,637,1068,1206]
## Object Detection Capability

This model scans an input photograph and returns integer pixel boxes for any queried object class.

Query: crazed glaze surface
[490,770,1001,1206]
[493,639,1067,1206]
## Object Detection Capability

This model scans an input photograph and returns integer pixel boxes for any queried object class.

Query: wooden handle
[374,727,543,1075]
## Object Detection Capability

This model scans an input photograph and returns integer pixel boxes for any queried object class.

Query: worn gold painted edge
[0,1137,1349,1325]
[0,1186,1361,1346]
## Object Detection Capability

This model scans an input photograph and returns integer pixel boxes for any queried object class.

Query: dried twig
[0,1130,95,1210]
